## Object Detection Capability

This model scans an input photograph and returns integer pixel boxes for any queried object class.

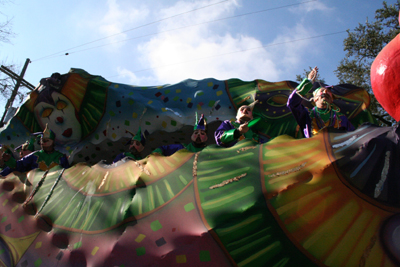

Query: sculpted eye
[41,108,53,118]
[56,100,67,110]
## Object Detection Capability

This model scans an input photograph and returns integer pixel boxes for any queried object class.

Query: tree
[0,17,13,44]
[0,61,29,104]
[335,0,400,126]
[296,66,325,84]
[0,0,14,44]
[0,1,30,120]
[0,0,32,126]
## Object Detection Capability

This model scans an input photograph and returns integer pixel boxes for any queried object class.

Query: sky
[0,0,398,116]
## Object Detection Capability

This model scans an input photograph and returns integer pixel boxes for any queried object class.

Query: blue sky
[0,0,397,114]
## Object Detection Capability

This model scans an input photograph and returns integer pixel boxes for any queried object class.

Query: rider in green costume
[152,114,208,156]
[113,127,147,163]
[0,124,69,176]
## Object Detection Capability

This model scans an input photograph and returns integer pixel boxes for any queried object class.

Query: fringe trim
[268,162,307,178]
[237,146,257,153]
[209,173,247,189]
[374,151,390,198]
[359,233,377,267]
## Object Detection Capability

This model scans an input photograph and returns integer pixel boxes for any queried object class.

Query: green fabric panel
[4,156,16,169]
[183,143,206,153]
[196,142,314,266]
[220,128,237,144]
[296,78,313,97]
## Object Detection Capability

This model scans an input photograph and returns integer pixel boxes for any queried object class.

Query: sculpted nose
[56,117,64,123]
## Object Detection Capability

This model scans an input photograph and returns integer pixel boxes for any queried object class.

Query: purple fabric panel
[158,144,185,156]
[214,120,237,147]
[287,90,312,138]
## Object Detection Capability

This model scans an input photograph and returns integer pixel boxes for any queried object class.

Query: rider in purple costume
[113,127,147,163]
[153,114,208,156]
[215,104,268,147]
[287,66,354,138]
[0,124,69,176]
[0,145,16,171]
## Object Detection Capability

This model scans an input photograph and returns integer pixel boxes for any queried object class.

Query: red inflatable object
[371,12,400,122]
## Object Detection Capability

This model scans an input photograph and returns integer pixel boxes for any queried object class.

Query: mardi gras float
[0,23,399,266]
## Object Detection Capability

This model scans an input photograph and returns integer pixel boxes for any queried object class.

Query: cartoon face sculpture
[34,91,82,145]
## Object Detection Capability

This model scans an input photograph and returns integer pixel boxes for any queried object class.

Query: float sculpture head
[15,69,109,145]
[33,84,82,144]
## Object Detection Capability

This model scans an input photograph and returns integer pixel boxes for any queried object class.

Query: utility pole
[0,58,34,126]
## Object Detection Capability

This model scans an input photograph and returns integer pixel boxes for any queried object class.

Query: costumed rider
[214,101,267,147]
[153,114,208,156]
[0,145,16,171]
[0,124,70,177]
[14,138,36,159]
[287,66,354,138]
[113,127,146,163]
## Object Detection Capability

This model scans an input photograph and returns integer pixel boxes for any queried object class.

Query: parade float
[0,18,399,267]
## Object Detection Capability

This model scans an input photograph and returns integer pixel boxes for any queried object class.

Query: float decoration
[371,12,400,122]
[1,50,399,265]
[0,68,375,165]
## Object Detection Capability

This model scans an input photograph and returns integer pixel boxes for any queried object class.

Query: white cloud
[289,0,333,13]
[268,23,318,72]
[121,0,282,83]
[160,1,237,26]
[118,0,326,84]
[116,67,158,86]
[81,0,150,48]
[136,31,279,83]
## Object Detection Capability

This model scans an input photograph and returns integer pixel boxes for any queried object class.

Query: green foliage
[0,61,28,104]
[0,0,30,124]
[335,0,400,126]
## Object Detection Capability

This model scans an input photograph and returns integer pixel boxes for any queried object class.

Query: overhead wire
[32,0,231,62]
[58,0,319,58]
[31,0,341,81]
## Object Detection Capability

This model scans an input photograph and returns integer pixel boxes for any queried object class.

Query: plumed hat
[33,124,56,140]
[313,84,337,99]
[126,127,146,146]
[194,113,207,131]
[14,138,36,152]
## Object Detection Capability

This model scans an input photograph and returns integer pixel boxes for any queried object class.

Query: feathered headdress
[194,113,207,131]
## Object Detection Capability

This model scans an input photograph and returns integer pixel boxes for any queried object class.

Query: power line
[106,30,347,78]
[58,0,319,58]
[32,0,231,62]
